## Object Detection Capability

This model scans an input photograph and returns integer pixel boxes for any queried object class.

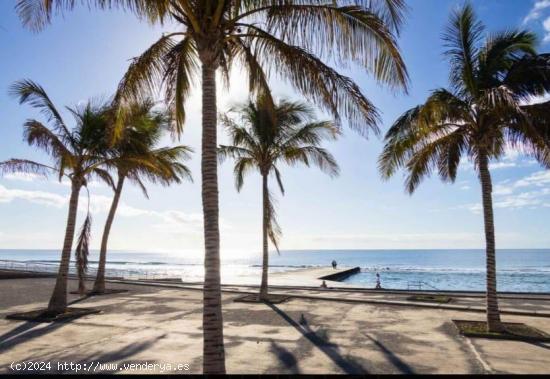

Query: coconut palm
[219,96,339,300]
[378,4,550,332]
[0,80,116,314]
[91,100,193,294]
[16,0,408,372]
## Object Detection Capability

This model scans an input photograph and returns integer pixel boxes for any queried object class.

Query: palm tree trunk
[92,174,125,294]
[259,173,269,300]
[47,179,81,314]
[478,152,505,333]
[200,59,226,374]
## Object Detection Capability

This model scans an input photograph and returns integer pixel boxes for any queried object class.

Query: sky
[0,0,550,259]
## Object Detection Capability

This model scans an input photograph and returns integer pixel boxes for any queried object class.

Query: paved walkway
[1,278,550,374]
[121,279,550,318]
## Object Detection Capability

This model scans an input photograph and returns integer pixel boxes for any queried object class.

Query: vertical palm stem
[93,174,125,294]
[259,173,269,300]
[479,152,504,332]
[47,179,81,313]
[201,59,226,374]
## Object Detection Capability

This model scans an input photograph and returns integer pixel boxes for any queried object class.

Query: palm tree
[91,100,193,294]
[219,96,339,300]
[0,80,116,315]
[378,3,550,332]
[16,0,408,372]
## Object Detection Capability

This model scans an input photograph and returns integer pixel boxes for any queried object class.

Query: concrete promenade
[1,276,550,374]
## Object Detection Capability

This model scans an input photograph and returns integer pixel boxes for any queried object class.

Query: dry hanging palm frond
[75,212,92,296]
[266,188,282,255]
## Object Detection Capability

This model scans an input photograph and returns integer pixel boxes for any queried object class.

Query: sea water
[1,249,549,292]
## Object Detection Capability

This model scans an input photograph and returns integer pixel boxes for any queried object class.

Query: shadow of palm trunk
[266,303,368,374]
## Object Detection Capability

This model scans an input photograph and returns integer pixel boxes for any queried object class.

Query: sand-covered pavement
[1,277,550,374]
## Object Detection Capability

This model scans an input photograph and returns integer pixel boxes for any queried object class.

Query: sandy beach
[1,273,550,374]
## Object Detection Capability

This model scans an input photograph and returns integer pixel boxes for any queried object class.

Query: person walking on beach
[332,260,337,270]
[375,272,382,289]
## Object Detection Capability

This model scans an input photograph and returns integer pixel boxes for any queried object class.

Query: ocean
[1,249,549,293]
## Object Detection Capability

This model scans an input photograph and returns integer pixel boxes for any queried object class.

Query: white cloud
[460,170,550,213]
[0,184,206,234]
[544,16,550,42]
[459,149,536,172]
[3,172,46,182]
[523,0,550,23]
[0,184,66,207]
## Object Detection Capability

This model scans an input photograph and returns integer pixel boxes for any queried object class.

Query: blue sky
[0,0,549,259]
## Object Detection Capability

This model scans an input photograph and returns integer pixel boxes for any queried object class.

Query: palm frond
[164,36,199,134]
[22,120,75,162]
[75,211,92,296]
[0,158,57,178]
[443,2,484,98]
[282,146,340,177]
[233,157,256,191]
[90,168,116,190]
[266,186,282,253]
[262,4,408,89]
[505,53,550,100]
[218,145,254,163]
[477,30,537,91]
[10,79,74,144]
[245,25,380,135]
[272,165,285,195]
[112,33,177,139]
[16,0,171,31]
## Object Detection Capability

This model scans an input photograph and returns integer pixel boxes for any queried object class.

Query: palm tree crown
[104,99,193,192]
[220,96,339,248]
[2,80,116,186]
[379,4,550,190]
[91,98,193,294]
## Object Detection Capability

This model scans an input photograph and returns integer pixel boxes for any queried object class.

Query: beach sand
[1,275,550,374]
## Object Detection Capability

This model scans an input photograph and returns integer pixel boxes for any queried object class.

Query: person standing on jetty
[331,260,337,270]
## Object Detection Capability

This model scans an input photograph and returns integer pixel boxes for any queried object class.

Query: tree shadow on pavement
[267,303,368,374]
[364,333,415,374]
[269,341,300,374]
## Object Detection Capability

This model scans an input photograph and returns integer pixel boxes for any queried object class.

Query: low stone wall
[318,267,360,282]
[0,270,56,280]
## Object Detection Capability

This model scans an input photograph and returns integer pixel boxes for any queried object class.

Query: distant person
[332,260,337,269]
[375,272,382,289]
[320,280,328,289]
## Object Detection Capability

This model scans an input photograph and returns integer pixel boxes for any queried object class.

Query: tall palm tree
[16,0,408,372]
[219,96,339,300]
[91,100,193,294]
[0,80,116,314]
[378,4,550,332]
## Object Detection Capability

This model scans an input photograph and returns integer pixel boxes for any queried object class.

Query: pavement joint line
[465,337,494,374]
[102,278,550,318]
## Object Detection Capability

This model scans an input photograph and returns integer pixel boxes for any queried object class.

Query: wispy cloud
[523,0,550,23]
[459,170,550,213]
[3,172,46,182]
[523,0,550,42]
[0,184,206,233]
[459,148,537,172]
[0,184,66,207]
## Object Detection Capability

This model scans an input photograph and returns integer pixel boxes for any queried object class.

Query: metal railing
[407,281,439,291]
[0,259,179,281]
